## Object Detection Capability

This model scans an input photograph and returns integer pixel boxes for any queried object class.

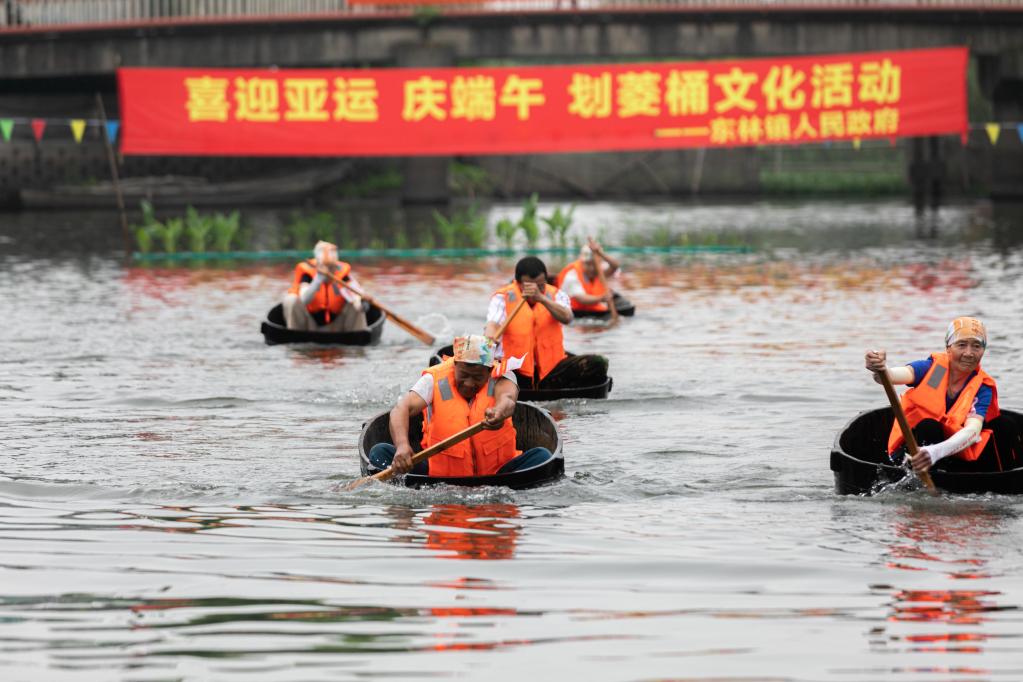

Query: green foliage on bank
[133,201,241,254]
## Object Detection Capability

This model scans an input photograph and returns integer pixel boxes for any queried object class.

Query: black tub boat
[358,403,564,489]
[831,407,1023,495]
[572,292,636,320]
[260,303,386,346]
[428,345,612,401]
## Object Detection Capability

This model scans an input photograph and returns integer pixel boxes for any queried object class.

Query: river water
[2,199,1023,681]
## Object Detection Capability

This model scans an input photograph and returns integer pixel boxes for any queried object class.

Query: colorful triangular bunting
[852,138,861,150]
[1018,124,1023,143]
[0,119,12,142]
[985,123,1001,145]
[105,121,119,144]
[70,119,86,143]
[30,119,46,142]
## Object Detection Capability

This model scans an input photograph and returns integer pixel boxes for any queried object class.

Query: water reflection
[870,504,1017,662]
[421,504,521,561]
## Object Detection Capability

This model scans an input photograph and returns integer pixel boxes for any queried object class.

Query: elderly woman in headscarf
[370,334,552,477]
[282,240,368,332]
[864,317,1005,474]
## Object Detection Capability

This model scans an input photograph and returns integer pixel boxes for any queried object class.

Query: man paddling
[282,240,368,332]
[369,335,553,476]
[556,238,620,315]
[485,256,609,390]
[865,317,1016,474]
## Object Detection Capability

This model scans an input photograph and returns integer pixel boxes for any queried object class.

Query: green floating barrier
[132,244,753,262]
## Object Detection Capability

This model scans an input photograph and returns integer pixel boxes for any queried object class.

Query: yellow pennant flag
[985,123,1001,145]
[852,138,861,150]
[70,119,86,143]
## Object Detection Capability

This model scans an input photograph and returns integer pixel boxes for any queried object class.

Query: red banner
[118,47,967,157]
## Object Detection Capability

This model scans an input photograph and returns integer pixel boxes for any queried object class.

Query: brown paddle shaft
[492,298,527,341]
[347,421,488,490]
[318,268,435,346]
[592,247,618,323]
[876,370,937,493]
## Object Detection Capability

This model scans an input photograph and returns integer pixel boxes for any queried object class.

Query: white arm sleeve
[923,424,983,465]
[409,374,434,406]
[299,272,326,305]
[486,294,506,325]
[560,269,584,298]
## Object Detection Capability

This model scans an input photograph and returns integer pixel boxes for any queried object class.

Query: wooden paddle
[318,268,435,346]
[876,370,937,493]
[493,297,527,341]
[347,421,487,491]
[591,245,618,324]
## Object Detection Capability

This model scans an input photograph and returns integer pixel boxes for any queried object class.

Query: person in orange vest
[484,256,608,390]
[370,335,553,477]
[864,317,1015,474]
[282,240,368,332]
[556,238,620,314]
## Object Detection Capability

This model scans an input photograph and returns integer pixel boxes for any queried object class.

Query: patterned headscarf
[945,317,987,348]
[452,334,496,367]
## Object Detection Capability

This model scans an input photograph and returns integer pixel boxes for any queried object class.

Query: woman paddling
[864,317,1014,475]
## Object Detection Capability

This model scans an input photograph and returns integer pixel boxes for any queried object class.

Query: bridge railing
[2,0,1022,31]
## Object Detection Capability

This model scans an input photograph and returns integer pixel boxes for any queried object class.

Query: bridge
[0,1,1020,204]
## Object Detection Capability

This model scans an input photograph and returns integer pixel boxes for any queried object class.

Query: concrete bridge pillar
[394,43,454,207]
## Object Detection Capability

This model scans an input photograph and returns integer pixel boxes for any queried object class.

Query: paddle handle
[320,269,435,346]
[492,298,527,341]
[877,370,937,492]
[348,421,487,490]
[592,246,618,322]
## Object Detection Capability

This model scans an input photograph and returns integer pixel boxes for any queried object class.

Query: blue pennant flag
[105,120,120,143]
[1018,124,1023,143]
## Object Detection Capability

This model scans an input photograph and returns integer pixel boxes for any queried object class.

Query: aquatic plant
[287,211,341,249]
[495,218,517,250]
[418,229,436,250]
[211,210,241,252]
[518,193,540,247]
[159,217,183,253]
[184,206,212,253]
[135,226,154,253]
[433,206,488,248]
[393,226,410,250]
[542,204,575,250]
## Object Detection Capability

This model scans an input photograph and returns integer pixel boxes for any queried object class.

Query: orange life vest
[887,352,1000,462]
[494,282,567,382]
[287,259,351,323]
[420,358,519,477]
[556,260,608,313]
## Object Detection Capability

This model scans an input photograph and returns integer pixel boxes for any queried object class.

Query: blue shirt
[907,357,993,418]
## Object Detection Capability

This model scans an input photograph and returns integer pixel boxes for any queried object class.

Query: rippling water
[2,200,1023,681]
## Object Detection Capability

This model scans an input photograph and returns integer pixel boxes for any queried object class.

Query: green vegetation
[284,211,350,249]
[133,201,243,254]
[450,162,494,200]
[433,205,489,248]
[518,193,541,247]
[336,169,403,199]
[495,217,517,250]
[542,203,575,249]
[759,170,907,196]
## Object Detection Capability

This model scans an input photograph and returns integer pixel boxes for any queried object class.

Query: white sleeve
[299,273,326,305]
[409,374,434,406]
[340,274,362,304]
[501,369,518,385]
[486,293,506,326]
[560,268,584,298]
[555,288,572,309]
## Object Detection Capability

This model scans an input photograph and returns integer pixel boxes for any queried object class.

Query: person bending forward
[485,256,608,390]
[370,335,553,477]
